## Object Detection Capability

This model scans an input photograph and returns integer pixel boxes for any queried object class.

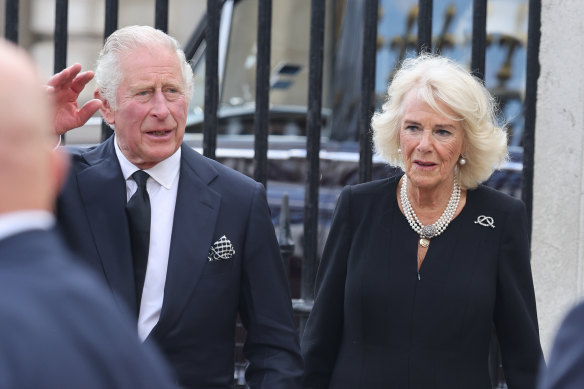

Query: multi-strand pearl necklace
[400,174,461,248]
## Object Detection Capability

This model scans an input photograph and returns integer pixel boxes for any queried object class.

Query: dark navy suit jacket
[538,302,584,389]
[57,136,303,388]
[302,175,542,389]
[0,228,174,388]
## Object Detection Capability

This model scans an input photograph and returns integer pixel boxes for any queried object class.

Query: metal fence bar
[523,0,542,235]
[54,0,68,74]
[104,0,119,37]
[203,0,220,160]
[54,0,68,143]
[302,0,326,304]
[155,0,169,33]
[101,0,119,142]
[278,194,294,281]
[253,0,272,187]
[4,0,18,43]
[358,0,378,184]
[470,0,487,80]
[417,0,433,53]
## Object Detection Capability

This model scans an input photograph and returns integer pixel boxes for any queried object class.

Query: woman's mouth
[415,161,436,167]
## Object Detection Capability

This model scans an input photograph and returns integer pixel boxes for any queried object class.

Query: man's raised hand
[46,63,103,135]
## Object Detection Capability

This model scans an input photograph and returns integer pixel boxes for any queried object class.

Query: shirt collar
[0,210,55,241]
[114,135,181,190]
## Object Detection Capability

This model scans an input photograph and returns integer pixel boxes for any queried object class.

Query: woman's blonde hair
[371,54,508,189]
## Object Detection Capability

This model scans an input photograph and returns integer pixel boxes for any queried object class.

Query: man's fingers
[78,99,102,123]
[47,63,82,88]
[70,71,95,94]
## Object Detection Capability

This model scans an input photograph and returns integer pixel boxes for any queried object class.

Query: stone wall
[532,0,584,357]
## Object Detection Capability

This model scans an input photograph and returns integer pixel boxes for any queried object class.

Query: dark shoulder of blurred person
[0,227,176,389]
[537,302,584,389]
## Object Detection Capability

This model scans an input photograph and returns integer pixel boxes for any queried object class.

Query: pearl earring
[459,156,466,166]
[398,148,401,155]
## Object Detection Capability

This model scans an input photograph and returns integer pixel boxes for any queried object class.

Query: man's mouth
[147,130,171,136]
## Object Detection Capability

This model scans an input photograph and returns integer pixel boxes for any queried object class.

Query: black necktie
[126,170,151,308]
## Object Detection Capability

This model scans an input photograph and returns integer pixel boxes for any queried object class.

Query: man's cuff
[53,134,62,149]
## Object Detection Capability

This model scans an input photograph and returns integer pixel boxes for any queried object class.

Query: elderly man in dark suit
[0,38,175,388]
[49,25,302,388]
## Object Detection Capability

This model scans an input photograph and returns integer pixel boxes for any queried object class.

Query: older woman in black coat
[301,54,543,389]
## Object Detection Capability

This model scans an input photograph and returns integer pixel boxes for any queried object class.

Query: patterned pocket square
[207,235,235,262]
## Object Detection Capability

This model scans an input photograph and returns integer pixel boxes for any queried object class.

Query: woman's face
[399,91,465,193]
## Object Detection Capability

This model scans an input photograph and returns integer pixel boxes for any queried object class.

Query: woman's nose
[416,130,433,151]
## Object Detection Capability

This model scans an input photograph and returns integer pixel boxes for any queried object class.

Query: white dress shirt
[115,136,180,341]
[0,210,55,241]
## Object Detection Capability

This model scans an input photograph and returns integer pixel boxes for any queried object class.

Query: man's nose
[150,90,170,118]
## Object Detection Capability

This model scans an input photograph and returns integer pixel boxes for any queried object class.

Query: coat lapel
[76,138,137,314]
[155,145,221,332]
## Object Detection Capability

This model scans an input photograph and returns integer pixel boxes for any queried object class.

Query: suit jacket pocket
[202,256,234,277]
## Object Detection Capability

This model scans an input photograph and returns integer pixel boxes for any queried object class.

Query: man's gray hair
[94,25,194,110]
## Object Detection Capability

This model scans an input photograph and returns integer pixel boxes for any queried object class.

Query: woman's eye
[406,125,419,132]
[435,129,451,136]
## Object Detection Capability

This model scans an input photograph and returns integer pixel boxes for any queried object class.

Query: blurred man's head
[0,39,68,214]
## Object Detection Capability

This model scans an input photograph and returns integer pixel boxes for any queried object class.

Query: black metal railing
[204,0,220,160]
[523,0,542,235]
[358,0,378,185]
[4,0,18,43]
[253,0,272,187]
[301,0,326,324]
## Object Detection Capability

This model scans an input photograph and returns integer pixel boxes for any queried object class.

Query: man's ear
[94,90,114,125]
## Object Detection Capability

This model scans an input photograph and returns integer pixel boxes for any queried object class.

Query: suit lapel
[76,138,137,314]
[156,145,221,331]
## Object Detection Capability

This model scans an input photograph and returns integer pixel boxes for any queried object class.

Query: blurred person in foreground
[537,301,584,389]
[0,38,175,388]
[48,25,302,388]
[301,54,543,388]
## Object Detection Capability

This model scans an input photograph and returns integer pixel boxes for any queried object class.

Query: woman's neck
[406,176,455,224]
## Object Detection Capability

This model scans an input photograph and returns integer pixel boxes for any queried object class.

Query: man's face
[103,44,188,169]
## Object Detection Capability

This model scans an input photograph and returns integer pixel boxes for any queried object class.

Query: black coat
[0,228,174,388]
[302,175,542,388]
[538,301,584,389]
[57,137,303,388]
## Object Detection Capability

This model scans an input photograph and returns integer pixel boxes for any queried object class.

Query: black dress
[302,175,542,389]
